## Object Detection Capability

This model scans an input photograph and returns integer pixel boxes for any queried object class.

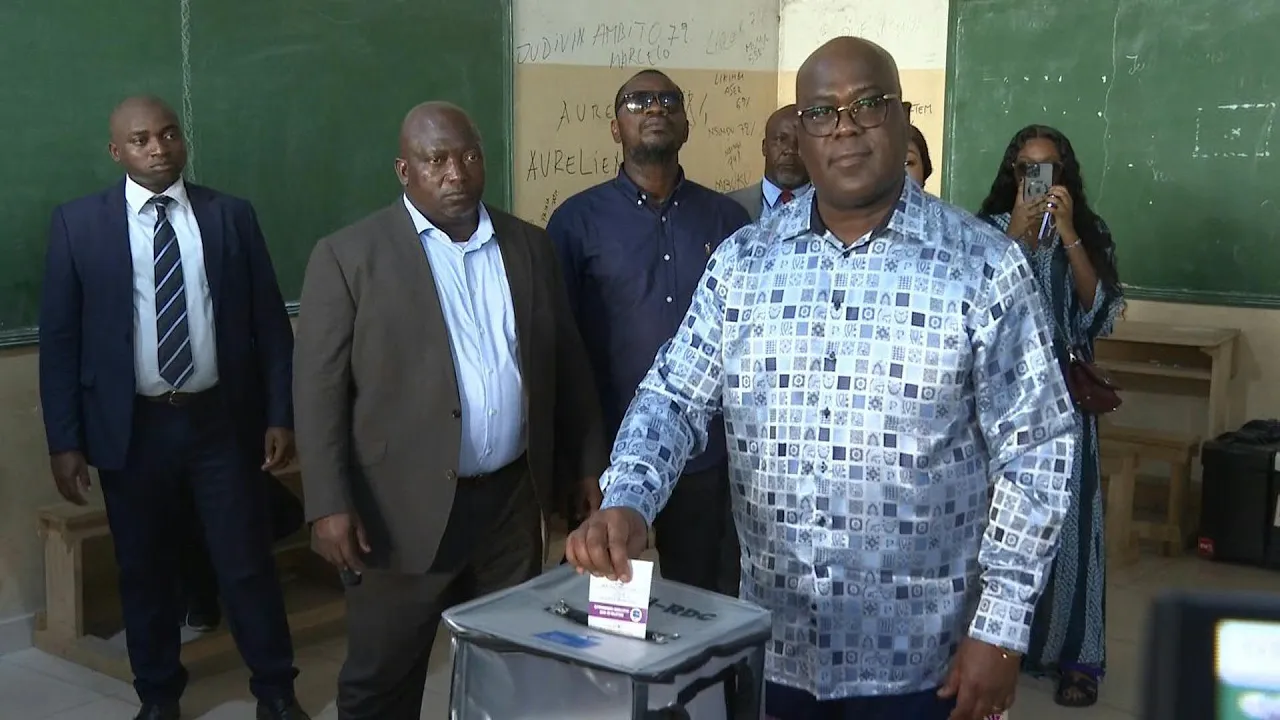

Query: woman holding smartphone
[977,124,1124,709]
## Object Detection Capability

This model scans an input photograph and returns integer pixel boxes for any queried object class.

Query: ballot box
[442,564,772,719]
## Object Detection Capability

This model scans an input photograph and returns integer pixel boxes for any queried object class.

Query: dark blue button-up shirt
[549,168,749,473]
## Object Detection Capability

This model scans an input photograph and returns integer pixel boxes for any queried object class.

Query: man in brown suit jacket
[293,102,607,720]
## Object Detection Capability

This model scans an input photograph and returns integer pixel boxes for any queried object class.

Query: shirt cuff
[599,477,659,527]
[967,584,1037,654]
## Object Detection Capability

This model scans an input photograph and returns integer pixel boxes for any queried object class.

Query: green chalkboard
[943,0,1280,307]
[0,0,512,346]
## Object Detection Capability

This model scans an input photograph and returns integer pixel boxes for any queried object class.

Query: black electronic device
[1142,590,1280,719]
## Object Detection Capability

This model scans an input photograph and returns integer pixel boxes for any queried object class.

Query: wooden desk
[1095,321,1240,438]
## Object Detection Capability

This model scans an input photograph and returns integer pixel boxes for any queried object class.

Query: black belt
[139,387,216,407]
[459,452,527,483]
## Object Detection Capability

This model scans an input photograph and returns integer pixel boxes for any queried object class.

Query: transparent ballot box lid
[441,564,772,683]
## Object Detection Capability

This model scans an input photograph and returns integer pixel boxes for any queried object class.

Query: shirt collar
[762,176,809,208]
[402,195,496,249]
[124,175,190,215]
[774,176,928,247]
[612,165,687,207]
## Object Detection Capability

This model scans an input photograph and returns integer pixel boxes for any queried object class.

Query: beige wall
[2,0,1276,649]
[0,348,46,646]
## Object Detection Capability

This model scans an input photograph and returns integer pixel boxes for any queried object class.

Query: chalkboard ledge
[3,291,1277,349]
[0,301,303,350]
[1123,286,1280,310]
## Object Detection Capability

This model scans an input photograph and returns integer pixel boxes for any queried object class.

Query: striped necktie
[151,196,194,389]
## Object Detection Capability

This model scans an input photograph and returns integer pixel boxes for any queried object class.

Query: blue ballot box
[442,564,772,719]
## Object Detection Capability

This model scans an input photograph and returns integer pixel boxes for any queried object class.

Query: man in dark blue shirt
[548,69,750,595]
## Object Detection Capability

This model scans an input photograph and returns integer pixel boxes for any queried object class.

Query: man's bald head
[793,36,909,218]
[765,104,797,136]
[107,95,186,194]
[763,103,807,189]
[796,37,901,104]
[109,95,179,138]
[399,101,482,156]
[395,101,486,239]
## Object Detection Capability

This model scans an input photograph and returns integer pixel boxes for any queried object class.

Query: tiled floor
[4,550,1280,719]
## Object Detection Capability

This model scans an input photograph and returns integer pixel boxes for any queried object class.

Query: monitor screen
[1216,619,1280,719]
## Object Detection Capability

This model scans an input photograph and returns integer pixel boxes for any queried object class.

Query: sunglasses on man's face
[618,91,684,114]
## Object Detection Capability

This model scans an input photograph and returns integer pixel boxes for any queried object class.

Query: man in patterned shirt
[565,37,1077,720]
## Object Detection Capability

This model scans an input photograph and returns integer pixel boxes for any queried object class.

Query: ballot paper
[587,559,654,639]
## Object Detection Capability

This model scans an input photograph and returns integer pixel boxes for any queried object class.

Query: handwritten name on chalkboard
[516,10,774,69]
[527,79,764,208]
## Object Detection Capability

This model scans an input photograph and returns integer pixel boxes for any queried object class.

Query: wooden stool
[34,466,346,681]
[1100,424,1200,557]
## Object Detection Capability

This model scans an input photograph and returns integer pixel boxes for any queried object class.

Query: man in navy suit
[38,96,309,720]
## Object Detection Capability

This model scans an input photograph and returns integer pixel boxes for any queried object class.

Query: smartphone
[1023,162,1054,202]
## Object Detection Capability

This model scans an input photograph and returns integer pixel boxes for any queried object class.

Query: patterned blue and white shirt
[600,179,1077,700]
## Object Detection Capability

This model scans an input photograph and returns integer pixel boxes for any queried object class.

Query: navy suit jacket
[38,180,294,471]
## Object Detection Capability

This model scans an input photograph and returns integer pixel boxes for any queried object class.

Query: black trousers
[179,472,305,611]
[97,393,297,704]
[336,457,543,720]
[564,463,740,596]
[652,463,740,595]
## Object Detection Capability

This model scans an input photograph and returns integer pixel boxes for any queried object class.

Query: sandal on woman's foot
[1054,670,1099,707]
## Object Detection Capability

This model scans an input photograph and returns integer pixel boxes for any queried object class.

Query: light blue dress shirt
[404,196,526,476]
[760,176,809,222]
[599,180,1077,700]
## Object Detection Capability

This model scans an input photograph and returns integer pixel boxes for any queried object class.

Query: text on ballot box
[442,564,772,719]
[588,559,654,639]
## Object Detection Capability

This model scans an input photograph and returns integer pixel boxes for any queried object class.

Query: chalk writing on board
[516,12,775,68]
[180,0,197,181]
[705,121,758,138]
[705,22,771,65]
[555,92,711,132]
[515,21,691,65]
[724,141,743,170]
[1192,103,1276,159]
[556,100,615,131]
[713,172,751,193]
[539,189,560,225]
[525,148,625,182]
[515,27,588,64]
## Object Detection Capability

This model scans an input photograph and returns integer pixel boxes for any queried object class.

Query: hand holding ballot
[564,507,649,582]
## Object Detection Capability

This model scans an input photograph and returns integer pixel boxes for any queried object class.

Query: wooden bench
[34,467,346,682]
[1099,424,1200,560]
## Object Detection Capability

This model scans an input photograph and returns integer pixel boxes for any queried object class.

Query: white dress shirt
[124,176,219,395]
[403,196,526,476]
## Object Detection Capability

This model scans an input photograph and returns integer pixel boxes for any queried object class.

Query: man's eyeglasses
[618,91,684,114]
[796,94,905,137]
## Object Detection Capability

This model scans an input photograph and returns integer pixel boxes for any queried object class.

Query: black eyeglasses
[618,91,684,114]
[796,94,903,137]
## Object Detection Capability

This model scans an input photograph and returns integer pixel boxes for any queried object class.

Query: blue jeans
[765,682,957,720]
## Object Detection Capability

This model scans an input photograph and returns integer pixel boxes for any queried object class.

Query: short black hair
[907,124,933,182]
[614,69,678,110]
